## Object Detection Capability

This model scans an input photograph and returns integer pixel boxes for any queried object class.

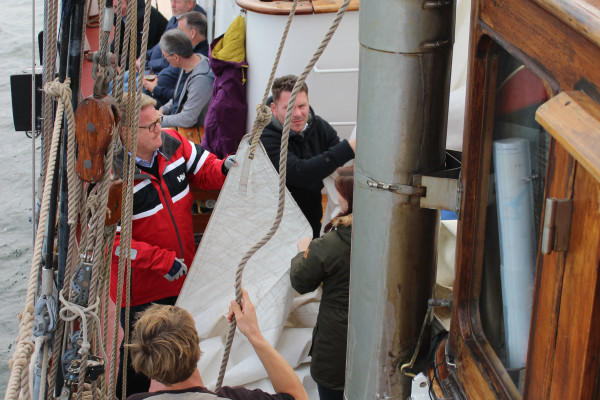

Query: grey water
[0,0,44,390]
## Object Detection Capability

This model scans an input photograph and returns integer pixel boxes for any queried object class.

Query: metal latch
[541,198,573,254]
[413,169,461,214]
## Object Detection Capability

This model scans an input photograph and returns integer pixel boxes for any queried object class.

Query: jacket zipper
[155,176,185,259]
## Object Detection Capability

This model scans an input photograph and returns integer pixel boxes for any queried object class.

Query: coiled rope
[215,0,352,390]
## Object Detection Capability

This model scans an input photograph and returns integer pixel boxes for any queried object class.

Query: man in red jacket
[111,92,234,398]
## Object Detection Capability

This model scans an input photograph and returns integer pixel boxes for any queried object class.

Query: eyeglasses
[139,116,162,132]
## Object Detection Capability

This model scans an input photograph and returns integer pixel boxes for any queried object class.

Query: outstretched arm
[229,289,309,400]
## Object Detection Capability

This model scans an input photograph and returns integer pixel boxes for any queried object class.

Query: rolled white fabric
[493,138,536,368]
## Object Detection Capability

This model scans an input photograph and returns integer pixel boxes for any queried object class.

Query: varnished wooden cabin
[430,0,600,399]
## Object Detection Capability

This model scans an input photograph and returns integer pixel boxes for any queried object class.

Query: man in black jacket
[260,75,356,238]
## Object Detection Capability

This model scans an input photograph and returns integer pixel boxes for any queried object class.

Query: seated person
[114,0,205,93]
[260,75,356,238]
[143,11,209,107]
[142,0,206,75]
[111,0,167,68]
[126,288,309,400]
[157,30,214,132]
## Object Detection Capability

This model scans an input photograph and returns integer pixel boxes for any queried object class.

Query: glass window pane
[480,47,550,393]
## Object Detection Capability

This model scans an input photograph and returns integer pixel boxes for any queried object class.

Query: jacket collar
[114,131,182,179]
[331,214,353,228]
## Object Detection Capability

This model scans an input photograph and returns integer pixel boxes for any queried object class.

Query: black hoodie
[260,107,354,237]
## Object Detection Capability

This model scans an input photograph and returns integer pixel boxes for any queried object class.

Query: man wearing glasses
[111,92,234,399]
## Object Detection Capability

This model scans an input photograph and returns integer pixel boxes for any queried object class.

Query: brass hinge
[541,198,573,255]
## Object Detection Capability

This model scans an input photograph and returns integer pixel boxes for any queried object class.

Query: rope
[39,337,50,400]
[109,0,152,396]
[47,69,86,398]
[101,228,116,399]
[247,0,299,158]
[215,0,352,390]
[41,0,59,183]
[28,335,47,398]
[120,2,154,394]
[58,291,109,365]
[112,0,131,102]
[78,0,91,93]
[4,78,74,400]
[75,146,115,400]
[86,0,100,28]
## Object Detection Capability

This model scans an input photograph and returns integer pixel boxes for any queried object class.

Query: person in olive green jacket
[290,166,354,400]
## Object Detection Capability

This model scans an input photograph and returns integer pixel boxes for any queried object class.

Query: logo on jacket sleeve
[177,173,186,182]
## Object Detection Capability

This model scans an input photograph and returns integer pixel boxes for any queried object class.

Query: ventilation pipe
[346,0,456,398]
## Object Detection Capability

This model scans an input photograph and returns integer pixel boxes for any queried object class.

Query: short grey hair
[159,29,193,58]
[180,11,207,37]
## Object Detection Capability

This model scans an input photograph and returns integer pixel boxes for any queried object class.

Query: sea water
[0,0,44,389]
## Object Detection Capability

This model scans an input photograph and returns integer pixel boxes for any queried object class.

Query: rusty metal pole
[346,0,456,398]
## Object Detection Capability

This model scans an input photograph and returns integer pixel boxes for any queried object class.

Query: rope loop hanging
[215,0,352,390]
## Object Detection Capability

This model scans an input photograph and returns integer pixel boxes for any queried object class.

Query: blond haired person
[127,289,309,400]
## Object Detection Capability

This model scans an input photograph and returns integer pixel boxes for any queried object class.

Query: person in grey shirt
[158,30,214,130]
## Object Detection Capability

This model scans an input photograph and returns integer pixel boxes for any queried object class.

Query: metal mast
[346,0,456,398]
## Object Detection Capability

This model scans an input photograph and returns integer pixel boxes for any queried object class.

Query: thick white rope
[47,61,86,398]
[108,0,152,396]
[4,78,74,400]
[28,336,46,398]
[58,291,109,364]
[74,137,116,400]
[41,0,59,177]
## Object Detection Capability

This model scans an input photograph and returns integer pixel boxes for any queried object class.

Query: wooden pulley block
[75,95,121,183]
[105,178,123,226]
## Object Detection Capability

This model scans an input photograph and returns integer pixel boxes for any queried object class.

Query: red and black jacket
[110,129,225,307]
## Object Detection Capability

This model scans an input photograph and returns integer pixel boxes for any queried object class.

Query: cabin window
[479,48,550,392]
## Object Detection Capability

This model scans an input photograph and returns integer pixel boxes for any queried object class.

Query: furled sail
[177,136,314,391]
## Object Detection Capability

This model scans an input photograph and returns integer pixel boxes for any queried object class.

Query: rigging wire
[31,0,37,248]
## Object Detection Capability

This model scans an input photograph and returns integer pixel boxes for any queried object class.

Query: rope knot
[44,78,72,100]
[87,194,100,215]
[255,104,272,126]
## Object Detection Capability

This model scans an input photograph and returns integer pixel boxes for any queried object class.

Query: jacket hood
[330,214,352,244]
[211,15,246,63]
[331,214,353,228]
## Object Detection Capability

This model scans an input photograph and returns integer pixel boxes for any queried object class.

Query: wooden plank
[312,0,359,13]
[480,0,600,95]
[192,212,211,234]
[190,187,220,201]
[235,0,315,15]
[236,0,358,15]
[532,0,600,48]
[550,165,600,400]
[536,91,600,183]
[523,140,575,400]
